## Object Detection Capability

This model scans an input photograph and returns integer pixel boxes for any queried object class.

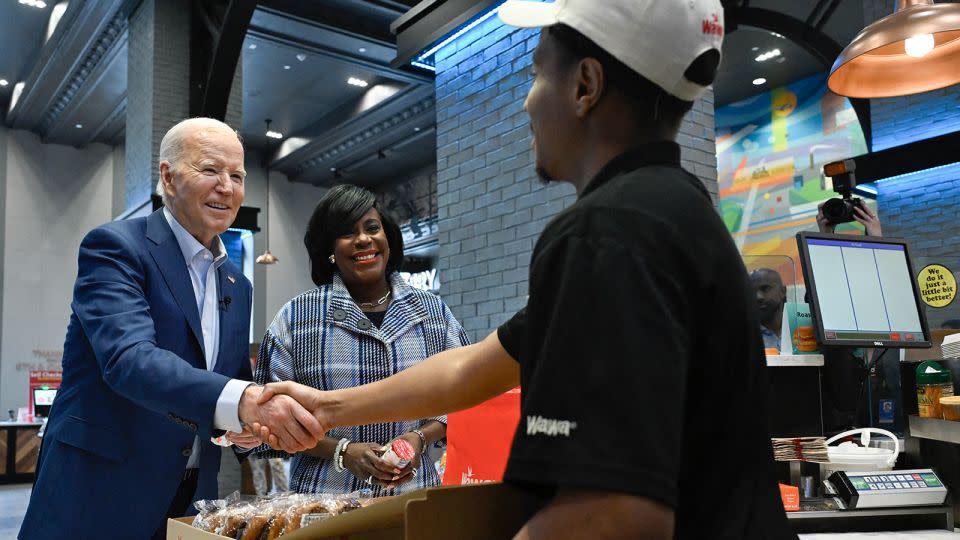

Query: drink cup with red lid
[381,438,416,468]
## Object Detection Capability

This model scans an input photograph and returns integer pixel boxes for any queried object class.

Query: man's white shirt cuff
[215,379,250,433]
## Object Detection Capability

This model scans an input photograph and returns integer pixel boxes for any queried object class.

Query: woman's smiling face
[332,207,391,288]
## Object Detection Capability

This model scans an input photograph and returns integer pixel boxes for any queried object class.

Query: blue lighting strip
[411,1,508,71]
[410,60,437,72]
[857,161,960,190]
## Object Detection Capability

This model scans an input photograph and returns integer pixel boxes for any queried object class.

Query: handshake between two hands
[227,382,326,453]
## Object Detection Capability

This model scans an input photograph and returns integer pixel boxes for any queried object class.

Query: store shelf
[766,354,824,367]
[908,415,960,445]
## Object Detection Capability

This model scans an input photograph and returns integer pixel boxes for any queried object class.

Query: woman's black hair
[304,184,404,286]
[545,24,720,125]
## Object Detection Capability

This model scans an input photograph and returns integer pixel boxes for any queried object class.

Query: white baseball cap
[498,0,724,102]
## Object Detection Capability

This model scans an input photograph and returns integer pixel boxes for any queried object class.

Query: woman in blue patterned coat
[250,184,469,495]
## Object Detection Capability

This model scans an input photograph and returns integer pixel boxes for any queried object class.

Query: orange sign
[443,388,520,486]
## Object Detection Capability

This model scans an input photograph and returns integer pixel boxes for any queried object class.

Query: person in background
[817,198,882,236]
[254,1,796,537]
[816,196,890,433]
[243,184,469,495]
[750,268,787,351]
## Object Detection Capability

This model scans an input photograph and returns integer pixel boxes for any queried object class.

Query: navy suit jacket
[19,209,252,539]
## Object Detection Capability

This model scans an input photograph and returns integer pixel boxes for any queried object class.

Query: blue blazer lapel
[145,210,205,355]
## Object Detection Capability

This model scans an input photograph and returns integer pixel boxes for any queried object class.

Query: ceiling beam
[248,26,432,85]
[814,0,843,32]
[6,0,128,131]
[190,0,258,119]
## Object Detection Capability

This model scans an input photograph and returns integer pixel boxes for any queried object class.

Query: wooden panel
[0,429,7,475]
[15,427,40,474]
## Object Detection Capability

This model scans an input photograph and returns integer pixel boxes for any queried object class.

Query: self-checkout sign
[918,264,956,308]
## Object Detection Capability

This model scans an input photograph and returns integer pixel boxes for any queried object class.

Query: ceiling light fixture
[265,130,283,139]
[75,123,82,129]
[347,77,369,87]
[358,47,367,53]
[754,48,781,62]
[18,0,47,8]
[248,43,257,50]
[752,78,767,86]
[828,0,960,98]
[296,53,307,62]
[0,79,8,87]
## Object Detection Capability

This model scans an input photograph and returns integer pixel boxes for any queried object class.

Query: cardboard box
[167,482,541,540]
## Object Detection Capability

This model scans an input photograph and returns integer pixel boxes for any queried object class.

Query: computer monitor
[33,387,57,418]
[796,231,931,348]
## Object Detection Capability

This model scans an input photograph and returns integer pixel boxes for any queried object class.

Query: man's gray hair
[157,117,240,206]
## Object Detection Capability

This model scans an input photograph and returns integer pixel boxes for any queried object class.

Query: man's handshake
[230,384,326,453]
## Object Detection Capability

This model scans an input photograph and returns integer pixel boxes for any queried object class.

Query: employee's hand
[853,202,882,236]
[238,385,326,453]
[257,380,323,410]
[816,201,835,234]
[225,426,261,449]
[254,381,330,449]
[342,442,404,488]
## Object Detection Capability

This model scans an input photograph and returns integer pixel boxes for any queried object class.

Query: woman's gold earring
[328,254,336,264]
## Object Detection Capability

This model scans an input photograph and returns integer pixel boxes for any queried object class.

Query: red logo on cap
[703,14,723,36]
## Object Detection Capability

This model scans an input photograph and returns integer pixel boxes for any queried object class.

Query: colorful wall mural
[717,72,871,271]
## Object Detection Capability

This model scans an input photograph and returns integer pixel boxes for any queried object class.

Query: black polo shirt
[498,142,795,538]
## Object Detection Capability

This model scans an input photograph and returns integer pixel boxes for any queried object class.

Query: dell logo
[873,341,884,346]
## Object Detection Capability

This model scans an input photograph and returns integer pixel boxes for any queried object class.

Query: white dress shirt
[164,208,248,468]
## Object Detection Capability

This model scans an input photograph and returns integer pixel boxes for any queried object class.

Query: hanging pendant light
[256,119,279,266]
[255,249,278,265]
[828,0,960,98]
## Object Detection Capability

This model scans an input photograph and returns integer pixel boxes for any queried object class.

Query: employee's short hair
[304,184,404,286]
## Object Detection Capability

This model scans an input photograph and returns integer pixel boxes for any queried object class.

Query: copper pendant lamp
[828,0,960,98]
[256,119,279,265]
[255,249,278,265]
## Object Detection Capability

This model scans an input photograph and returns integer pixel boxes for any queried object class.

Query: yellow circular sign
[918,264,957,308]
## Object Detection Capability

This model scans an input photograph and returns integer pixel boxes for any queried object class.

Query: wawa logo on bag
[461,466,495,485]
[526,415,577,437]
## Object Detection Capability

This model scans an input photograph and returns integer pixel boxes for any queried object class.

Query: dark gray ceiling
[0,1,60,122]
[0,0,921,184]
[715,0,866,106]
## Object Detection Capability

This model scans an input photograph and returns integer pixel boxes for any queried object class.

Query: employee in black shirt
[255,0,795,538]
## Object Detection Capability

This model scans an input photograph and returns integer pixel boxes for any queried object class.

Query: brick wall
[866,11,960,259]
[433,16,717,342]
[126,0,191,211]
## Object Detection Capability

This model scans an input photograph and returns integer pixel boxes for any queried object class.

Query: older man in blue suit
[19,118,325,540]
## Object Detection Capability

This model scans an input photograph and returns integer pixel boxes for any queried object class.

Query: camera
[822,159,861,225]
[821,196,863,225]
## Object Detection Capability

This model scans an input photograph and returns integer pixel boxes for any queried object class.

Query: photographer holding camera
[816,198,883,236]
[814,191,889,433]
